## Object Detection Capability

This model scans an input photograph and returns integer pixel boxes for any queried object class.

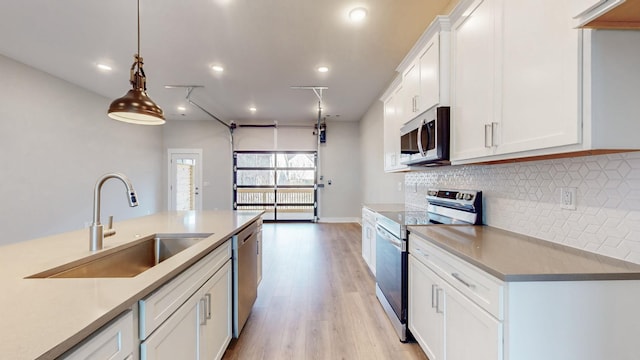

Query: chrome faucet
[89,173,139,251]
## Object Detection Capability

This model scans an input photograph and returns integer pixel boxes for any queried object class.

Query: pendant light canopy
[108,0,164,125]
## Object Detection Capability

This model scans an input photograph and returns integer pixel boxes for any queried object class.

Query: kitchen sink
[27,233,213,278]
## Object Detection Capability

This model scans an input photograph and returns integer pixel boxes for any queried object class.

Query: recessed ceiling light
[211,65,224,72]
[249,107,257,113]
[317,66,329,73]
[96,64,112,71]
[177,106,187,112]
[349,7,367,22]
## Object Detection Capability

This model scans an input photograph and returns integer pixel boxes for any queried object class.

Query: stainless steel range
[375,189,483,342]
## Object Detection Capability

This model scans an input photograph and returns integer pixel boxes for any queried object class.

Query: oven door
[375,224,406,322]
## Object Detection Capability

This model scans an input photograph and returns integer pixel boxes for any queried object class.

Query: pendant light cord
[137,0,140,57]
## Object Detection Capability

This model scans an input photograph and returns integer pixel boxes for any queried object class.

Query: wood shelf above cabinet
[583,0,640,29]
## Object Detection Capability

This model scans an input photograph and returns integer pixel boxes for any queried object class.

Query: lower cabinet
[408,255,444,360]
[199,261,233,360]
[444,279,502,360]
[409,234,503,360]
[140,239,233,360]
[409,232,640,360]
[361,208,376,275]
[60,311,135,360]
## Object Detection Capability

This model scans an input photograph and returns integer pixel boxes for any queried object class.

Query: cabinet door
[418,35,440,113]
[498,0,580,155]
[383,85,409,172]
[408,255,444,360]
[61,311,134,360]
[200,261,233,360]
[403,61,421,119]
[444,280,502,360]
[140,297,199,360]
[451,0,498,161]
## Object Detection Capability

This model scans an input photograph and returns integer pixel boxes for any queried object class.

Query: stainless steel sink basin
[27,233,213,278]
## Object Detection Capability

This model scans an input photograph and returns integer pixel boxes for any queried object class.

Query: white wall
[317,120,362,221]
[0,55,163,246]
[162,120,233,211]
[358,100,405,205]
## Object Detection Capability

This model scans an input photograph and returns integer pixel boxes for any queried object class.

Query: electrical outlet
[398,182,403,192]
[560,187,577,210]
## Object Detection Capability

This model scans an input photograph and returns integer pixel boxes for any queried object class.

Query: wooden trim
[585,0,640,29]
[473,150,637,165]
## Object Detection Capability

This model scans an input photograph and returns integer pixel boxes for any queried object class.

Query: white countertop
[0,210,263,359]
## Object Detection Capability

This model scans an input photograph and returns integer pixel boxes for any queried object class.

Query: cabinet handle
[435,287,443,314]
[414,248,428,259]
[431,284,438,308]
[199,297,207,325]
[484,124,492,148]
[205,293,212,320]
[452,273,475,289]
[491,122,498,147]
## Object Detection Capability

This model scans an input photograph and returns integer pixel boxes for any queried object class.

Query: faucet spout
[89,173,139,251]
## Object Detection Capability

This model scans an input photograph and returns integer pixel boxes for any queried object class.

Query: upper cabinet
[450,0,640,164]
[397,16,451,123]
[381,16,451,173]
[573,0,640,28]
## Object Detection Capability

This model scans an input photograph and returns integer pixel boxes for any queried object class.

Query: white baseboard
[317,217,360,223]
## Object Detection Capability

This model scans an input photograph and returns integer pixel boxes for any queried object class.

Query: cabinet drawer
[139,240,232,339]
[409,234,504,320]
[362,208,376,223]
[61,311,134,360]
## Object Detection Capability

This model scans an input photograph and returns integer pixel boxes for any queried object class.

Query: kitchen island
[0,210,262,359]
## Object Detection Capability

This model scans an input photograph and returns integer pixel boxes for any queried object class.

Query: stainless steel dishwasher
[232,220,258,338]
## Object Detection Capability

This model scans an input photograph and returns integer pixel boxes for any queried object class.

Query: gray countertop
[408,225,640,281]
[0,210,263,359]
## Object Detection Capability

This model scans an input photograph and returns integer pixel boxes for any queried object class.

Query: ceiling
[0,0,451,124]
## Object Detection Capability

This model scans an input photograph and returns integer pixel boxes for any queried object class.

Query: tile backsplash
[405,152,640,265]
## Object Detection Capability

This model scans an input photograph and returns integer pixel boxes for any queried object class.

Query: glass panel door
[169,150,202,211]
[233,151,317,221]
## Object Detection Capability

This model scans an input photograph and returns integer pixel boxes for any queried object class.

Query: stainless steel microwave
[400,106,450,166]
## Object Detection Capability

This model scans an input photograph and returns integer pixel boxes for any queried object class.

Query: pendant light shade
[108,0,165,125]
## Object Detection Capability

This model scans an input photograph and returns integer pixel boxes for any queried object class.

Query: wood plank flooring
[223,223,428,360]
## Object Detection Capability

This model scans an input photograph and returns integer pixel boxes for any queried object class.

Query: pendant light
[108,0,165,125]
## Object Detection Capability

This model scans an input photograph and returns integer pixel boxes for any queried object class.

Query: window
[234,151,317,221]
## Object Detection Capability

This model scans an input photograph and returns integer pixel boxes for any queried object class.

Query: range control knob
[464,193,473,200]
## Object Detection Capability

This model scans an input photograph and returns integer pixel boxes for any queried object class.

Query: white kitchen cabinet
[60,311,135,360]
[408,255,444,360]
[140,240,232,360]
[444,279,502,360]
[140,295,200,360]
[398,16,451,120]
[450,0,498,161]
[450,0,640,164]
[361,207,376,275]
[198,261,233,360]
[409,231,640,360]
[451,0,580,162]
[381,16,450,173]
[382,81,410,172]
[409,233,504,360]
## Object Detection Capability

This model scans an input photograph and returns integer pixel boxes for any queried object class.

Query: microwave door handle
[424,121,432,154]
[417,120,426,157]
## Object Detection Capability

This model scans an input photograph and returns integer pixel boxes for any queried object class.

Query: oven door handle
[376,225,403,250]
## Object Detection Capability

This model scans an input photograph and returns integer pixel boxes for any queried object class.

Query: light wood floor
[223,222,428,360]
